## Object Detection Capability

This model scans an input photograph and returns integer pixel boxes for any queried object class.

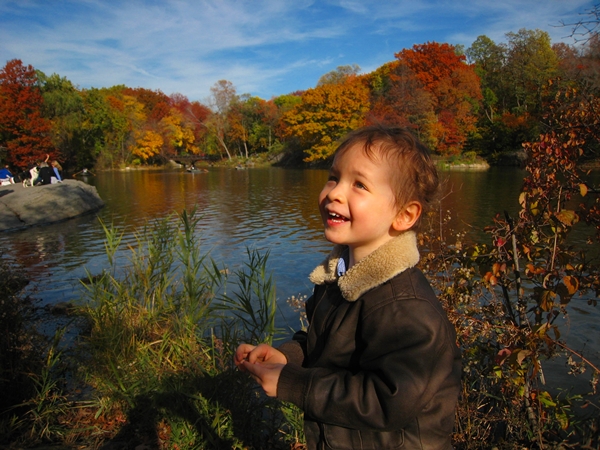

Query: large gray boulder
[0,180,104,232]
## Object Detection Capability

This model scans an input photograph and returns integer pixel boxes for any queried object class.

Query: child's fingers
[246,344,269,364]
[234,343,256,368]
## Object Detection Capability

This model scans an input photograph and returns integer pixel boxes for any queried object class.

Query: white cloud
[0,0,595,100]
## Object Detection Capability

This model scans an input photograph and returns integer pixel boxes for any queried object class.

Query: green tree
[466,31,560,157]
[79,88,112,169]
[37,71,88,172]
[466,35,505,123]
[504,29,559,115]
[80,87,140,168]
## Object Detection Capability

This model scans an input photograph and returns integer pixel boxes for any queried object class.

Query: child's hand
[241,361,285,397]
[234,343,287,397]
[235,343,287,368]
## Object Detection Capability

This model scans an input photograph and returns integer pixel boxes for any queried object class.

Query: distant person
[37,162,53,185]
[235,125,461,449]
[0,165,15,185]
[51,160,63,183]
[73,168,94,177]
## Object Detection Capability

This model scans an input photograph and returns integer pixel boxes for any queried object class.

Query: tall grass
[0,258,71,447]
[78,209,304,449]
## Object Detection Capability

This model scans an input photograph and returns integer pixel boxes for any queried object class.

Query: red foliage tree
[395,42,482,154]
[123,87,171,123]
[0,59,55,169]
[171,95,211,145]
[367,61,433,133]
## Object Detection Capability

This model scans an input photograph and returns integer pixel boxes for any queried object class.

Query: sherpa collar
[309,231,420,302]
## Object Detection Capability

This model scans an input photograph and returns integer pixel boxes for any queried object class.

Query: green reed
[78,209,304,449]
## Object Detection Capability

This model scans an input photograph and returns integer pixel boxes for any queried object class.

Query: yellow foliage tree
[133,129,163,160]
[160,110,198,155]
[282,76,370,162]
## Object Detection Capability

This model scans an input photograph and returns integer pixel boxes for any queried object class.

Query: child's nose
[326,183,345,202]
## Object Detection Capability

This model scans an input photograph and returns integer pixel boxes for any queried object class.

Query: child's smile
[326,211,349,225]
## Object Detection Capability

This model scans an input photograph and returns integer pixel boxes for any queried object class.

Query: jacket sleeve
[277,292,459,431]
[277,330,307,365]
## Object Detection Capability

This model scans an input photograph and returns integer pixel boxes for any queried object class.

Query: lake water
[1,166,599,389]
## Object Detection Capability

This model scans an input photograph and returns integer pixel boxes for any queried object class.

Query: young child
[235,125,461,449]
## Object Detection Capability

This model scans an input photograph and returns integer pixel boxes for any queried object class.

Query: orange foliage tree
[395,42,482,155]
[0,59,55,168]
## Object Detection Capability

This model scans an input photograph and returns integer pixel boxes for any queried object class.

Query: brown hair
[333,125,439,225]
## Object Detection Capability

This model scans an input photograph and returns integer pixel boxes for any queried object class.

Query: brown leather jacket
[277,232,461,449]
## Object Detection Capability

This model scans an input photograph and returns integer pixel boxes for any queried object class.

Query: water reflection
[438,168,526,242]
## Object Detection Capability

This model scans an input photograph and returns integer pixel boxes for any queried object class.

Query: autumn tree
[505,29,559,115]
[206,80,237,160]
[282,76,370,162]
[37,71,87,172]
[123,87,171,123]
[317,64,361,86]
[0,59,55,168]
[158,109,197,157]
[554,36,600,95]
[249,97,280,153]
[80,87,145,167]
[225,95,281,159]
[466,31,561,158]
[395,42,482,155]
[183,101,211,156]
[366,61,435,147]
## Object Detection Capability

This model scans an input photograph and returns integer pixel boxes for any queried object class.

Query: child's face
[318,143,403,265]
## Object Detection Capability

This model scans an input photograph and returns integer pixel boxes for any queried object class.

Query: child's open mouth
[328,212,349,223]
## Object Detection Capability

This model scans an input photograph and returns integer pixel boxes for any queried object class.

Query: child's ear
[392,201,422,232]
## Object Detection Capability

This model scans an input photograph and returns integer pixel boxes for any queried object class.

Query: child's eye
[328,175,338,182]
[355,182,367,190]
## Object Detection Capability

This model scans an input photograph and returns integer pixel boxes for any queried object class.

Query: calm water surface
[1,166,598,383]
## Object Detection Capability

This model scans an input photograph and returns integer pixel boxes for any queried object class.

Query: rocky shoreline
[0,180,104,232]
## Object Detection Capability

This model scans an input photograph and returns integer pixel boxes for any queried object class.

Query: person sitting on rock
[37,162,54,185]
[0,165,15,185]
[51,160,63,183]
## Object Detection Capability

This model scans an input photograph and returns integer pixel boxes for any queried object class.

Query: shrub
[419,86,600,448]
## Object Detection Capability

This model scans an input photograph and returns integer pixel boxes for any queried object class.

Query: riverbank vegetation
[1,10,600,173]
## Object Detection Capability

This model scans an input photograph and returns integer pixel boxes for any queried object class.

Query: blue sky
[0,0,595,103]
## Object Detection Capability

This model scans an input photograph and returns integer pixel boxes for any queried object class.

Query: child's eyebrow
[349,168,372,180]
